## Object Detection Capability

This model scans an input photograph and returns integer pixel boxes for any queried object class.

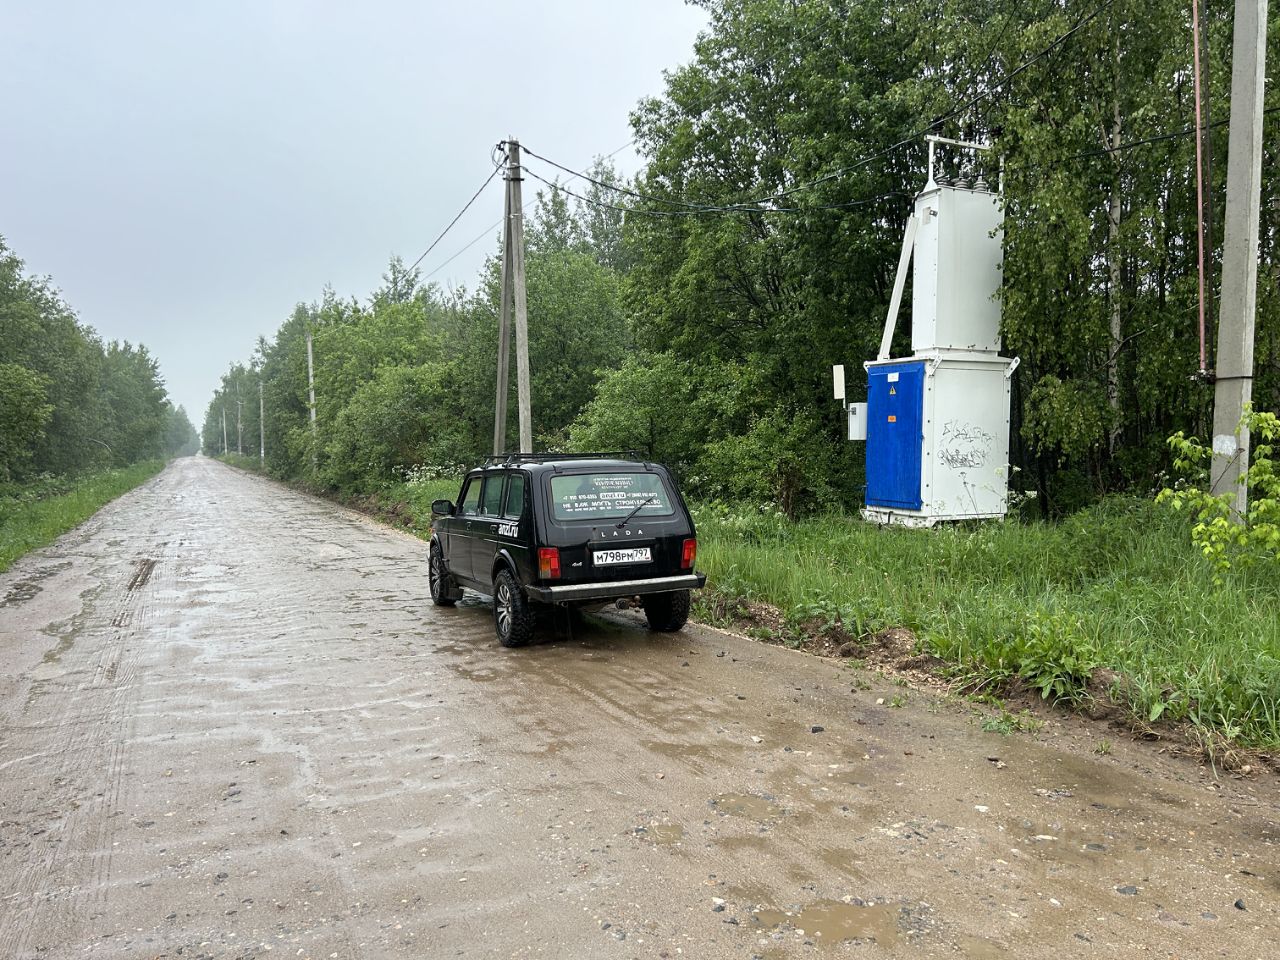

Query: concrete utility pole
[235,387,243,456]
[258,380,265,465]
[221,407,228,455]
[305,331,319,470]
[510,140,533,454]
[1209,0,1268,519]
[494,137,533,454]
[494,173,514,455]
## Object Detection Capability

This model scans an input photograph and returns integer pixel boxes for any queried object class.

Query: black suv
[428,454,706,646]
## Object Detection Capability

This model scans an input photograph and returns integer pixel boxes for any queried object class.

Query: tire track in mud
[159,462,381,959]
[0,539,163,957]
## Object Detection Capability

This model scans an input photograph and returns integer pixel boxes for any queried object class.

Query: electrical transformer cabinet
[864,354,1015,527]
[910,185,1003,354]
[843,138,1017,528]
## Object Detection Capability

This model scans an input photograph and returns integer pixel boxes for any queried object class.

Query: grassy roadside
[692,498,1280,753]
[0,461,166,574]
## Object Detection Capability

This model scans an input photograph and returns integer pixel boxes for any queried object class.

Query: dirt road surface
[1,457,1276,959]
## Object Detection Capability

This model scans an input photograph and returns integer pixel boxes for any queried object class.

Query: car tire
[428,542,460,607]
[642,589,690,632]
[494,568,535,647]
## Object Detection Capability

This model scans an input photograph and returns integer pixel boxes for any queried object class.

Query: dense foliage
[209,0,1278,518]
[0,236,197,483]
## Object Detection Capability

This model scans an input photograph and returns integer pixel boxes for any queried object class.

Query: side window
[503,474,526,519]
[459,478,482,516]
[480,474,505,516]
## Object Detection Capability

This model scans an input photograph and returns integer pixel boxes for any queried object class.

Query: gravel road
[1,456,1276,959]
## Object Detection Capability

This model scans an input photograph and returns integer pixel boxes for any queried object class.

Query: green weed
[0,462,165,573]
[693,497,1280,748]
[981,709,1044,735]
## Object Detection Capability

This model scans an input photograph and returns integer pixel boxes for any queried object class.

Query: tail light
[681,538,697,570]
[538,547,561,579]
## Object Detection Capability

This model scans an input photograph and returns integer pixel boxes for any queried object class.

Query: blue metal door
[865,361,925,510]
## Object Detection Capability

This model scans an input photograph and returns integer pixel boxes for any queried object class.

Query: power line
[420,16,871,274]
[422,139,635,280]
[521,144,732,211]
[521,162,907,217]
[401,164,503,280]
[1055,104,1280,163]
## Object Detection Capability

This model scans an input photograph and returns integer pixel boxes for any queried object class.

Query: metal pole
[258,380,265,465]
[1209,0,1268,519]
[508,138,533,453]
[494,154,514,455]
[1190,0,1209,374]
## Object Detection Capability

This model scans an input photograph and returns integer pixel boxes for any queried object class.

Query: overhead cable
[521,162,907,217]
[402,164,503,278]
[422,139,634,280]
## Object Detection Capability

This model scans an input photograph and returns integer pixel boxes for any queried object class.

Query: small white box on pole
[832,364,846,401]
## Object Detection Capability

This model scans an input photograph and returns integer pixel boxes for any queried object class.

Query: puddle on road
[712,793,782,820]
[717,834,770,857]
[817,847,868,883]
[2,560,73,607]
[634,822,685,845]
[42,634,75,664]
[650,824,684,844]
[955,933,1008,959]
[753,899,900,946]
[644,739,740,767]
[451,665,502,683]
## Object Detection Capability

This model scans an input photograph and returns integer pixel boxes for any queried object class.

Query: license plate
[593,547,652,566]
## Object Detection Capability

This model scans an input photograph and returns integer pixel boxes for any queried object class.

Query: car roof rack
[483,451,644,466]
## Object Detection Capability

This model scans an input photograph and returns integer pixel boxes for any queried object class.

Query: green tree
[2,235,183,477]
[0,363,52,480]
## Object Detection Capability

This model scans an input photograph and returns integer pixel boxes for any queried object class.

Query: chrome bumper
[525,572,706,604]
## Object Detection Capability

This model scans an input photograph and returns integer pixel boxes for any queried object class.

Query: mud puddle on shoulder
[712,793,783,820]
[2,560,73,607]
[753,898,901,946]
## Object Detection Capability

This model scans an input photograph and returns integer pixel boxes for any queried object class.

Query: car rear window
[503,474,526,519]
[549,472,675,521]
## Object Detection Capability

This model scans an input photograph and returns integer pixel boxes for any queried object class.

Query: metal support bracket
[878,214,918,361]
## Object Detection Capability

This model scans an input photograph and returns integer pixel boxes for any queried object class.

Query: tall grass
[693,498,1280,748]
[0,461,166,573]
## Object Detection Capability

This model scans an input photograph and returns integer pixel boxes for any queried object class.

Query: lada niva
[429,455,705,647]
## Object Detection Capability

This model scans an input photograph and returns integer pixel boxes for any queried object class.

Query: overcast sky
[1,0,707,427]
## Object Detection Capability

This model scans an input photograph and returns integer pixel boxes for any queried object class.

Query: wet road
[0,456,1277,959]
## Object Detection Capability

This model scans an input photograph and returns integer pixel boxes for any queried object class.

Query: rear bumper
[526,572,706,604]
